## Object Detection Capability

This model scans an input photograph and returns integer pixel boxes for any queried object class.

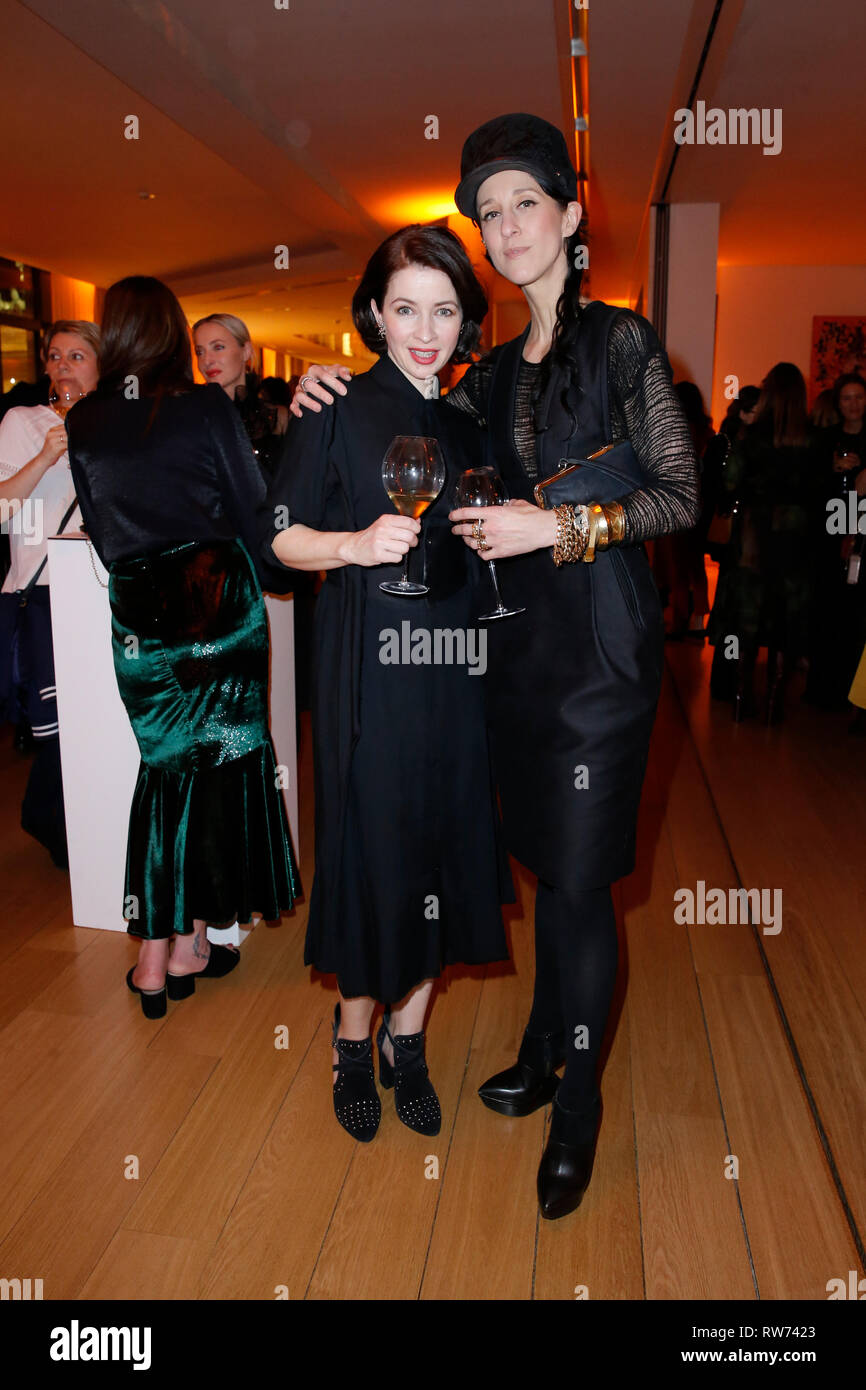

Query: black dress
[264,353,511,1003]
[706,423,822,658]
[446,302,700,890]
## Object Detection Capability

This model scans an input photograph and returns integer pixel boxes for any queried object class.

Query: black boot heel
[332,1004,380,1143]
[478,1028,565,1117]
[376,1013,441,1136]
[126,967,167,1020]
[537,1093,602,1220]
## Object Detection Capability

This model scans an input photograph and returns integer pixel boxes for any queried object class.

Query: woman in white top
[0,319,99,865]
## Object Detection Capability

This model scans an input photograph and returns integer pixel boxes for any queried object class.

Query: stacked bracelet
[552,504,589,565]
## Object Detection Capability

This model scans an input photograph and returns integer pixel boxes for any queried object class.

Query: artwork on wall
[810,316,866,402]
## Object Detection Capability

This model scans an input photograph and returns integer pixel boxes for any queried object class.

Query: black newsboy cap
[454,113,579,220]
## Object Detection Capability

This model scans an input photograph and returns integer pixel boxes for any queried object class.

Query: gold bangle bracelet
[584,503,602,562]
[602,500,626,545]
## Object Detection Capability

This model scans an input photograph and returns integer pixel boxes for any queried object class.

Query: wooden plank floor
[0,640,862,1301]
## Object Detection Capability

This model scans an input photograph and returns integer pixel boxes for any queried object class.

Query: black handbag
[532,441,645,509]
[0,496,79,721]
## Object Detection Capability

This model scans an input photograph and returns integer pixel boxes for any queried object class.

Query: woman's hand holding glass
[450,468,528,619]
[38,424,69,469]
[339,513,420,567]
[450,493,556,558]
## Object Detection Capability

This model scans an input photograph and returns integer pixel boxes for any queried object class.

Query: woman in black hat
[290,114,699,1217]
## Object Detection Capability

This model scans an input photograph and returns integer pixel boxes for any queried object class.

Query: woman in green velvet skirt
[67,277,298,1017]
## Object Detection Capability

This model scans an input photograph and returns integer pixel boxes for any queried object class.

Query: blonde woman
[193,313,288,479]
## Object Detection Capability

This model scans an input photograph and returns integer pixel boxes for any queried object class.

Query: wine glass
[380,435,446,596]
[48,385,85,421]
[834,448,857,495]
[453,467,525,620]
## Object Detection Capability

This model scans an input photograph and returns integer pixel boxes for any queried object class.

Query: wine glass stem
[487,558,506,609]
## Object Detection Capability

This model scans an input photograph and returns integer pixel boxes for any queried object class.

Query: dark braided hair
[539,172,586,429]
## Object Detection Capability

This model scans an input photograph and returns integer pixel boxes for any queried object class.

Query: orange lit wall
[48,274,97,322]
[712,264,866,424]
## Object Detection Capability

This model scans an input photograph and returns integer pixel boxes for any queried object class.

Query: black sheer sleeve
[607,312,701,544]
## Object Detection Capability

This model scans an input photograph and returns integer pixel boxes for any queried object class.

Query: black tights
[527,881,618,1112]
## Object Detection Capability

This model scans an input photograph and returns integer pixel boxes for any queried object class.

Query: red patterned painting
[810,316,866,402]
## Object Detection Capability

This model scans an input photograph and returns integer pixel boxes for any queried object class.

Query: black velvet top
[66,382,287,589]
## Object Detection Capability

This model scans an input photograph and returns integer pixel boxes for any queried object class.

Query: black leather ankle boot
[477,1028,565,1117]
[537,1093,602,1220]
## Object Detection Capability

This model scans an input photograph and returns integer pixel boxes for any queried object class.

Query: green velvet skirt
[108,538,299,939]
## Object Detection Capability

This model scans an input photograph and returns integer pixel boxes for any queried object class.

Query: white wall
[666,203,720,413]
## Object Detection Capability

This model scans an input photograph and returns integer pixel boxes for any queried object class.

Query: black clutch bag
[533,442,644,508]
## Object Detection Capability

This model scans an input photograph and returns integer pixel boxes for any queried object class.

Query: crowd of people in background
[652,361,866,731]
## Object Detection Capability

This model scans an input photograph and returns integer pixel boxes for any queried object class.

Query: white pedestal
[48,534,298,938]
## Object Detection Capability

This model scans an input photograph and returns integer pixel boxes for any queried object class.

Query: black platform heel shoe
[537,1093,602,1220]
[166,943,240,1000]
[332,1004,380,1143]
[126,967,167,1020]
[377,1013,441,1136]
[478,1028,565,1117]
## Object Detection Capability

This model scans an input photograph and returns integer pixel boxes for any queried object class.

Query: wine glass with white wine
[380,435,446,596]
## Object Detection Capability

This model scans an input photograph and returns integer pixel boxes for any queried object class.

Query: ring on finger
[300,374,315,392]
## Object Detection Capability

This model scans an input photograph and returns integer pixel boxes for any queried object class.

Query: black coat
[480,305,668,889]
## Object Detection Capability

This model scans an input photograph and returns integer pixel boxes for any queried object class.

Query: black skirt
[483,541,665,890]
[304,579,511,1002]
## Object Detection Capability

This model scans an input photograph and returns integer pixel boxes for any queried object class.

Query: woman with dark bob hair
[264,225,511,1144]
[66,276,299,1017]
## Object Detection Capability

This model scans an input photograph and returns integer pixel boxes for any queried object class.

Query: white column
[665,203,720,414]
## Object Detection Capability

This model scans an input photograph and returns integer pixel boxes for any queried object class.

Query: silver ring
[300,374,315,392]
